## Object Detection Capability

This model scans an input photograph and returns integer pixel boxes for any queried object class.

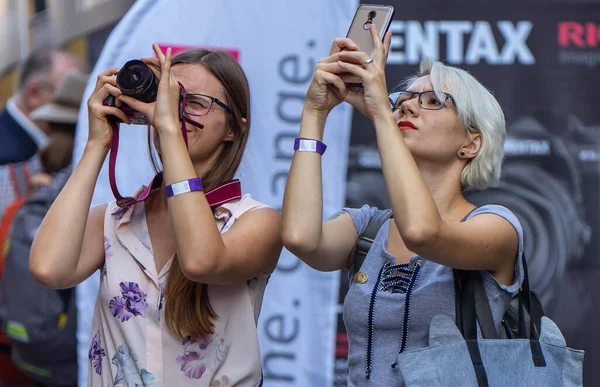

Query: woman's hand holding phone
[337,25,393,120]
[339,4,394,87]
[304,38,359,118]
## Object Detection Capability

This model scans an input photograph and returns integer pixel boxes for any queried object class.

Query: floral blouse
[87,192,270,386]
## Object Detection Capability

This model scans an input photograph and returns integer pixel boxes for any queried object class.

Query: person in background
[0,69,89,387]
[0,49,83,166]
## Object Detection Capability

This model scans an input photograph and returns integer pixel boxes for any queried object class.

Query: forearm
[372,113,442,245]
[281,108,329,255]
[30,143,107,281]
[158,133,226,279]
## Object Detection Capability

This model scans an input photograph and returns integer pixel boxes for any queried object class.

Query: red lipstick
[398,121,417,130]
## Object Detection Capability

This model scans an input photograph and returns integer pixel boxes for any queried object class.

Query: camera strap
[108,82,239,209]
[109,171,242,210]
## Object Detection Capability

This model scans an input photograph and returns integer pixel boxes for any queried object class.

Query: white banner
[73,0,357,386]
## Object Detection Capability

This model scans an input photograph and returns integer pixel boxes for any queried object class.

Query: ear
[458,131,481,160]
[225,117,246,142]
[22,80,43,111]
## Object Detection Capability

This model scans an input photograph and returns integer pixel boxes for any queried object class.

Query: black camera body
[102,59,158,125]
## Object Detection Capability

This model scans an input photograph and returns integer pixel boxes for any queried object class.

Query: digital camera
[102,59,158,125]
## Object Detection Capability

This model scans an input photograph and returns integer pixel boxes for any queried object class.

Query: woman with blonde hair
[282,27,522,386]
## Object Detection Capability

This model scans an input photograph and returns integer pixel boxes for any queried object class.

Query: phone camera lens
[368,10,376,18]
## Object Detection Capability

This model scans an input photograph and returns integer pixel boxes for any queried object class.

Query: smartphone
[340,4,395,87]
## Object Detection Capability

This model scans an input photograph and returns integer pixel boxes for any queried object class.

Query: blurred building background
[0,0,135,108]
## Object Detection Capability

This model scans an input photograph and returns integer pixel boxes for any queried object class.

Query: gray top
[342,204,524,387]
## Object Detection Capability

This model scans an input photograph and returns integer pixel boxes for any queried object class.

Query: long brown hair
[148,49,251,338]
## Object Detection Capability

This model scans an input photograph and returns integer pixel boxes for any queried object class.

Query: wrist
[165,177,203,198]
[155,124,181,136]
[85,140,110,155]
[294,137,327,155]
[157,128,185,146]
[302,106,330,124]
[371,109,396,126]
[299,108,329,141]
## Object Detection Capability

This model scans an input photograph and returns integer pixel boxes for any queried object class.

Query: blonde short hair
[402,58,506,190]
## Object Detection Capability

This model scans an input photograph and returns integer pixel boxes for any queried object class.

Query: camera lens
[116,60,158,103]
[129,71,141,85]
[368,10,376,18]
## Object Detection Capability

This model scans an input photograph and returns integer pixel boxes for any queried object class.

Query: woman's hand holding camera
[86,67,131,151]
[118,44,182,137]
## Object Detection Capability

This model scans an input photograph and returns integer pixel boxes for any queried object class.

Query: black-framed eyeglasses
[388,90,457,112]
[182,93,233,116]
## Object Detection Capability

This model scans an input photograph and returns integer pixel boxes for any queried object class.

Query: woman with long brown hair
[29,44,282,386]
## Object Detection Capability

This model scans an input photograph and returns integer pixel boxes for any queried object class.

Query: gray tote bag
[396,256,584,386]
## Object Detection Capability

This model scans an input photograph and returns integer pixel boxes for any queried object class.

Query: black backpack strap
[351,209,393,277]
[56,287,74,328]
[57,288,73,312]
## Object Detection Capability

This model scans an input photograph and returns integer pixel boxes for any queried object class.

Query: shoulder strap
[352,206,476,275]
[352,209,393,275]
[56,288,74,328]
[454,269,498,339]
[454,269,490,386]
[8,163,32,199]
[455,207,498,339]
[0,197,28,275]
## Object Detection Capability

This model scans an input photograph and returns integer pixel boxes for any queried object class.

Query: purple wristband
[165,178,203,198]
[293,137,327,155]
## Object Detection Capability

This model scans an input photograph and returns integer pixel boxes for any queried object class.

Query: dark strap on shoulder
[471,272,498,339]
[352,207,476,276]
[352,209,393,276]
[57,288,74,314]
[458,207,497,339]
[519,251,546,366]
[454,270,490,386]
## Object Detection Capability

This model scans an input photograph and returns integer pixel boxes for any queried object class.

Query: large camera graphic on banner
[346,115,599,309]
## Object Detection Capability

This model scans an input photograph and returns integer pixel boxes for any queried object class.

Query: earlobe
[460,131,482,159]
[224,127,235,142]
[23,82,41,110]
[227,117,247,141]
